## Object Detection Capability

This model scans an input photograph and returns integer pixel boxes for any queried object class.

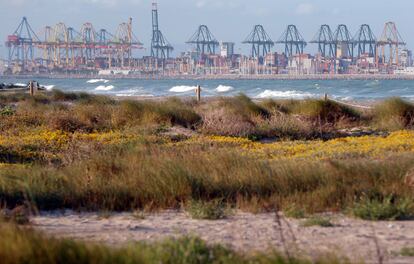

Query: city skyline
[0,0,412,58]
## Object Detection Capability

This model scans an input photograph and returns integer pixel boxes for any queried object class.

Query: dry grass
[0,91,414,217]
[1,142,413,213]
[373,98,414,130]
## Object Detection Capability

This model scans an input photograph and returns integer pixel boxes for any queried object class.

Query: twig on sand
[371,224,385,264]
[274,208,292,260]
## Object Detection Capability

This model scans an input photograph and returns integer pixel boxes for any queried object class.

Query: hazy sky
[0,0,412,58]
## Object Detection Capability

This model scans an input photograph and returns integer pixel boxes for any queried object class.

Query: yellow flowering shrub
[0,128,143,163]
[181,131,414,161]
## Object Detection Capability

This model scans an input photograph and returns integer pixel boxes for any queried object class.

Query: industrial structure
[2,3,412,76]
[310,25,335,59]
[5,16,143,74]
[186,25,219,55]
[377,22,406,67]
[243,25,274,58]
[277,25,306,57]
[150,2,173,60]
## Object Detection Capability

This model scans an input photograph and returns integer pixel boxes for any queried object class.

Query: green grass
[0,222,347,264]
[400,247,414,257]
[186,200,228,220]
[1,91,414,217]
[374,98,414,130]
[301,216,334,227]
[284,205,306,219]
[1,142,413,214]
[351,197,414,221]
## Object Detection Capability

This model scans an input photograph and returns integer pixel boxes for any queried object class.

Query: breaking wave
[95,85,115,91]
[44,85,55,91]
[216,85,234,93]
[169,85,197,93]
[87,79,109,84]
[256,90,316,99]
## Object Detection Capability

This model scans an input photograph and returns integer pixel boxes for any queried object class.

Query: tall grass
[1,142,413,213]
[0,222,347,264]
[373,98,414,130]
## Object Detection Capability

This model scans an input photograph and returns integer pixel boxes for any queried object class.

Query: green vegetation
[186,199,228,220]
[0,223,347,264]
[0,91,414,217]
[284,204,306,219]
[374,97,414,130]
[351,197,414,221]
[400,247,414,257]
[302,216,334,227]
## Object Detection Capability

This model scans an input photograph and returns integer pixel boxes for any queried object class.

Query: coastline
[2,73,414,81]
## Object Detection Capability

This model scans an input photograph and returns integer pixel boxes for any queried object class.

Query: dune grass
[1,142,414,214]
[374,97,414,130]
[301,216,334,228]
[186,199,229,220]
[351,196,414,221]
[0,91,414,218]
[0,222,305,264]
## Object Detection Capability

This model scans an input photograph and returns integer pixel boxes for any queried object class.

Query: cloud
[295,3,315,15]
[196,1,206,8]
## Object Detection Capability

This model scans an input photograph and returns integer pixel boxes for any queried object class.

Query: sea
[2,77,414,101]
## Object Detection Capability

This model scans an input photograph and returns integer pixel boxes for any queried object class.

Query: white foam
[215,85,234,93]
[87,79,109,84]
[14,83,27,87]
[256,90,316,99]
[169,85,197,93]
[95,85,114,91]
[115,93,154,97]
[44,85,55,91]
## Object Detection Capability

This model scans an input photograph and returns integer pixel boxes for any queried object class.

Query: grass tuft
[186,200,228,220]
[284,204,306,219]
[302,216,334,227]
[400,247,414,257]
[374,98,414,130]
[351,197,414,221]
[0,222,344,264]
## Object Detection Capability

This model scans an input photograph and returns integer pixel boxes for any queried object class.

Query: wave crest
[256,90,316,99]
[95,85,115,91]
[216,85,234,93]
[169,86,197,93]
[87,79,109,84]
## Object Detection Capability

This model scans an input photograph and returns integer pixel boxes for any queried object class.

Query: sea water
[2,77,414,101]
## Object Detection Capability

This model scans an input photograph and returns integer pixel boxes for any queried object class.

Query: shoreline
[32,210,414,264]
[3,73,414,81]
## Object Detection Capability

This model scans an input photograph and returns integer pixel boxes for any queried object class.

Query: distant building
[220,42,235,58]
[399,49,413,67]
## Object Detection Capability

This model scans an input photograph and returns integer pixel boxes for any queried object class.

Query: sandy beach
[32,211,414,264]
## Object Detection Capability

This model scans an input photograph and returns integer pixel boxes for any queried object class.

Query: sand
[31,211,414,263]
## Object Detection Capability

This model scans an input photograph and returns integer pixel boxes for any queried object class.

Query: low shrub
[0,223,347,264]
[302,216,334,227]
[291,99,360,124]
[199,94,268,137]
[351,196,414,221]
[400,247,414,257]
[186,200,228,220]
[373,98,414,130]
[284,204,306,219]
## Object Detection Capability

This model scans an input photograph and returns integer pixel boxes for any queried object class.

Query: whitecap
[255,90,316,99]
[95,85,114,91]
[87,79,109,84]
[169,85,197,93]
[115,93,154,97]
[215,85,234,93]
[14,83,27,87]
[43,85,55,91]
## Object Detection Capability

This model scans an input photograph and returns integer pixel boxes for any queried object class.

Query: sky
[0,0,412,58]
